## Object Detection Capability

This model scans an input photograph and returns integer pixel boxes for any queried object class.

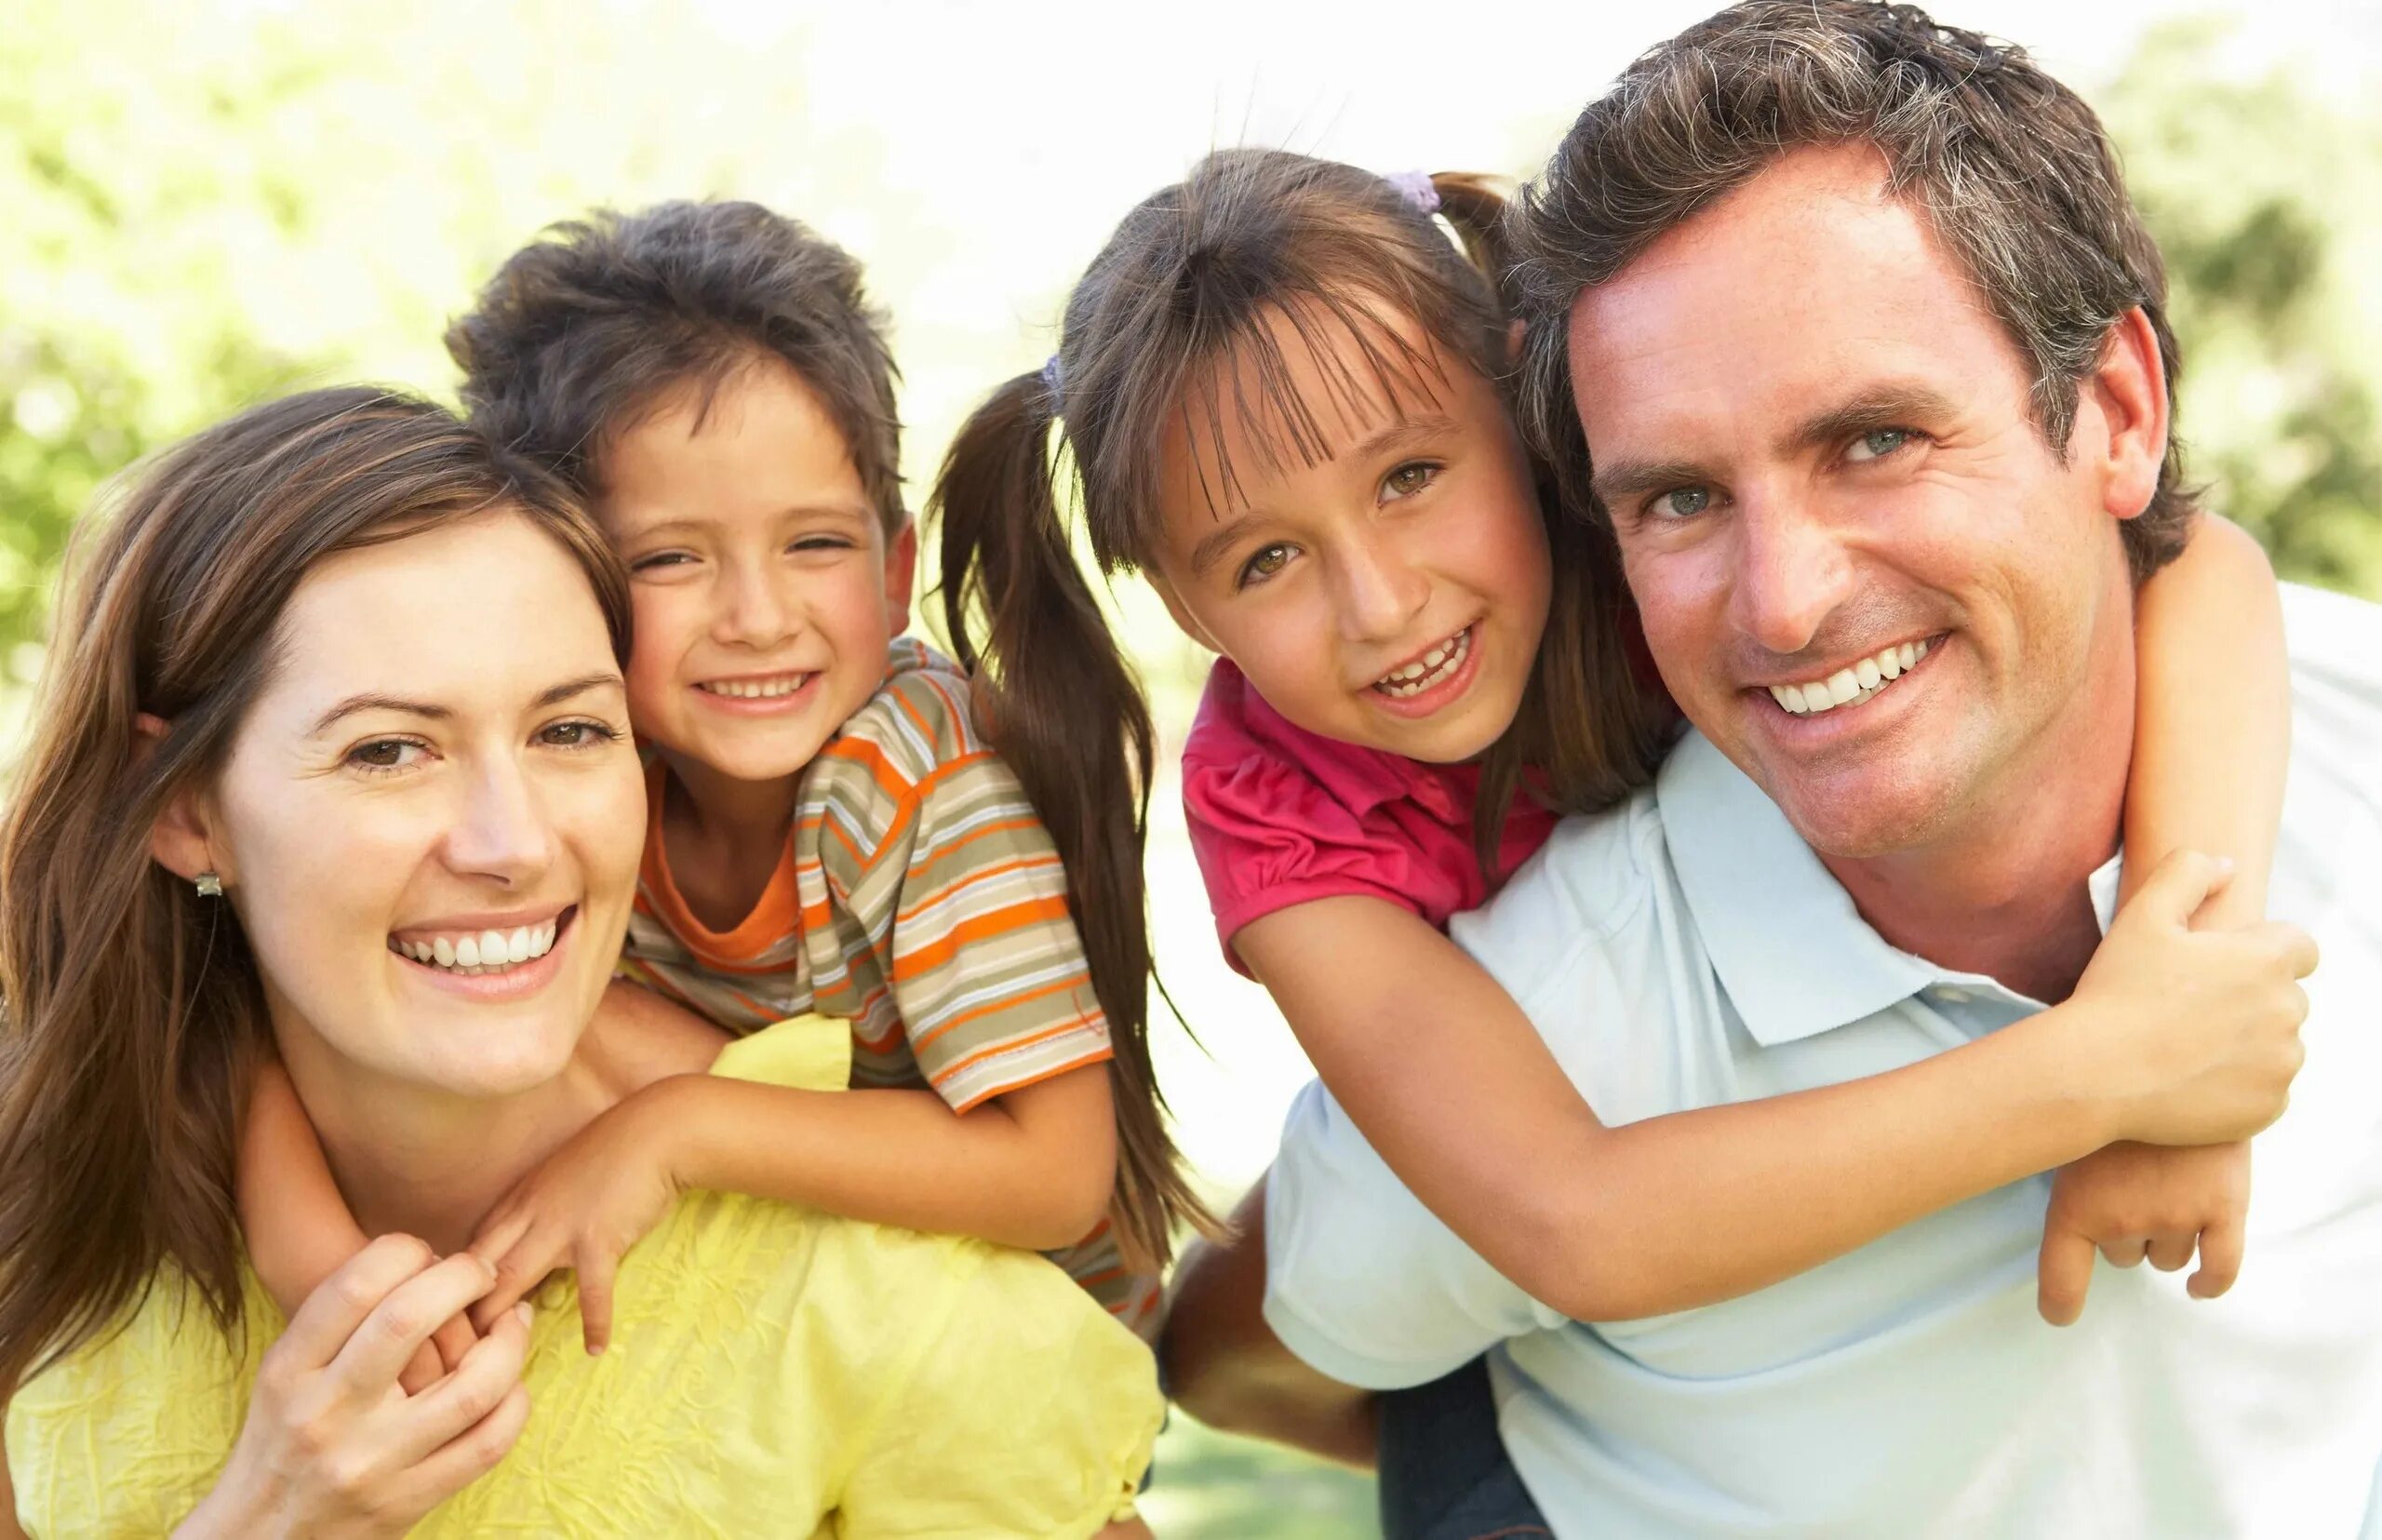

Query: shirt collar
[1655,732,2128,1047]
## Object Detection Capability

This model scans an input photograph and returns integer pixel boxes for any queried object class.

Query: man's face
[1568,143,2146,859]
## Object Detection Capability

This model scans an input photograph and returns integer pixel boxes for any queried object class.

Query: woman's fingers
[396,1338,449,1398]
[394,1382,532,1513]
[384,1300,536,1470]
[326,1252,500,1398]
[275,1233,442,1373]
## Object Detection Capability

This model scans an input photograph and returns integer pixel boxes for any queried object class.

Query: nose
[1728,486,1857,658]
[712,556,797,650]
[442,754,555,887]
[1330,529,1433,647]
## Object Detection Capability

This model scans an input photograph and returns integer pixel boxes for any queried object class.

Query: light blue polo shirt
[1265,583,2382,1537]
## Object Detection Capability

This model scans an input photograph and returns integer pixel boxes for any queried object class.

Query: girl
[931,146,2296,1500]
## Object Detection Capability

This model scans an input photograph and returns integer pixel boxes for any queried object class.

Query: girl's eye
[1238,544,1294,588]
[1382,462,1440,501]
[629,551,695,573]
[539,719,623,751]
[1651,486,1713,519]
[347,739,425,774]
[1844,427,1916,464]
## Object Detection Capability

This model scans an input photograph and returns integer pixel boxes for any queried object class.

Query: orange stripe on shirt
[889,896,1075,983]
[930,1019,1104,1092]
[910,970,1098,1054]
[894,846,1067,926]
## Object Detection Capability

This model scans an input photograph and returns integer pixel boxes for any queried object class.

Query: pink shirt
[1182,659,1560,971]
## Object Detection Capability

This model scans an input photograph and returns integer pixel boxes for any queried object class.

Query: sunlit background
[5,1,2378,1531]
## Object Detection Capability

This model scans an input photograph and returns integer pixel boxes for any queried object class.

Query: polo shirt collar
[1655,731,1939,1047]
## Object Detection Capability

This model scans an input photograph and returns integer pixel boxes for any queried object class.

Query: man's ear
[1145,572,1224,655]
[138,713,219,884]
[885,516,919,636]
[2088,307,2170,525]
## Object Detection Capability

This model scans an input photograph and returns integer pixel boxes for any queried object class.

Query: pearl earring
[195,872,222,898]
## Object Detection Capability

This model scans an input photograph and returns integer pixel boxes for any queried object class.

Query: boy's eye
[1238,544,1294,588]
[789,535,856,554]
[1382,462,1440,501]
[1844,427,1916,464]
[629,551,695,573]
[1651,486,1712,519]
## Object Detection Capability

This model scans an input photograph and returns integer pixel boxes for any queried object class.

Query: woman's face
[195,511,643,1100]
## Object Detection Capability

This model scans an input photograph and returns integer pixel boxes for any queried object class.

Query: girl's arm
[2035,514,2289,1320]
[467,1062,1117,1350]
[2119,515,2286,925]
[1236,829,2308,1324]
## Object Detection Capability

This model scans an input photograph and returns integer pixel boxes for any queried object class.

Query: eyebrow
[1186,412,1462,577]
[307,672,625,737]
[1589,383,1964,511]
[613,502,876,543]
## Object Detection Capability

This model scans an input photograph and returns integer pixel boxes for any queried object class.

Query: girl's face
[183,511,645,1103]
[1147,306,1551,764]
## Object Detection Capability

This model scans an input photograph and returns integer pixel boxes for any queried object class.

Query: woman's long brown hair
[0,388,626,1394]
[930,155,1671,1161]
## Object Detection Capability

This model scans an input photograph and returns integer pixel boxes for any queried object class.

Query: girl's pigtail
[930,370,1216,1269]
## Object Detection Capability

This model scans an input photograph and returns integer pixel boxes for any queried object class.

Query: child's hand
[465,1085,685,1355]
[2036,1140,2252,1326]
[2068,850,2315,1147]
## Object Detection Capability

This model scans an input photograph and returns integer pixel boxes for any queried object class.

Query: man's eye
[1845,427,1914,464]
[1652,486,1712,519]
[1238,544,1293,587]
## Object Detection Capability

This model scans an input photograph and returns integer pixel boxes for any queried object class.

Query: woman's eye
[1383,462,1440,501]
[1845,427,1915,464]
[1238,544,1294,588]
[1652,486,1712,519]
[539,719,622,750]
[347,739,424,774]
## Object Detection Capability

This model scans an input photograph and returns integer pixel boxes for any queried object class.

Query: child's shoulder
[816,637,990,792]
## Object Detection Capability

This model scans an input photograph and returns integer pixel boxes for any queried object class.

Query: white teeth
[1373,628,1472,699]
[396,917,560,975]
[1772,639,1934,718]
[705,675,807,700]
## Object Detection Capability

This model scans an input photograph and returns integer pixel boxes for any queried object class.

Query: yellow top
[6,1018,1162,1538]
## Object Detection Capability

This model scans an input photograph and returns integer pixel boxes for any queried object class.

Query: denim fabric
[1376,1357,1551,1540]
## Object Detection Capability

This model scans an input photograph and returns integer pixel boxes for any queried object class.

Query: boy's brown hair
[448,199,904,533]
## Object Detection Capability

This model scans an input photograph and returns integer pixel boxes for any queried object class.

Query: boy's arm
[240,1062,472,1391]
[1237,837,2308,1326]
[2037,515,2291,1321]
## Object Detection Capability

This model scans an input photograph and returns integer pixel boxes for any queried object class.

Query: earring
[195,872,222,898]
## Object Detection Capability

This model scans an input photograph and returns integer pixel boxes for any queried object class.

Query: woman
[0,388,1161,1536]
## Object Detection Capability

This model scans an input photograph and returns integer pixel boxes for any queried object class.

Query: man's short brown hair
[1512,0,2195,580]
[448,200,904,533]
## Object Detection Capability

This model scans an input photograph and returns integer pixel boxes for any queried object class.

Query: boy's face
[600,360,915,792]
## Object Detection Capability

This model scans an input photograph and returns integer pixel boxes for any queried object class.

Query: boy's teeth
[1768,638,1931,716]
[1372,628,1472,699]
[703,675,810,700]
[395,917,561,975]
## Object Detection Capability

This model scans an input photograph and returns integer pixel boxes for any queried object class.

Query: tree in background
[2104,19,2382,596]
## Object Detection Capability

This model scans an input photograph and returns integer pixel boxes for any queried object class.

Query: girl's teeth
[1374,628,1472,698]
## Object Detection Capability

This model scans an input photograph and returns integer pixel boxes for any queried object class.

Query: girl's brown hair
[933,150,1668,967]
[0,388,625,1393]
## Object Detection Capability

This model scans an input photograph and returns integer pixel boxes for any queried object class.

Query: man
[1160,4,2382,1533]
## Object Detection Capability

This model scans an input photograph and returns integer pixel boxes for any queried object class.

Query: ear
[883,516,919,636]
[139,713,220,885]
[1505,317,1526,369]
[2087,307,2170,524]
[1144,571,1224,655]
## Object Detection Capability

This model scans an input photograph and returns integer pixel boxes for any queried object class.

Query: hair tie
[1039,355,1064,402]
[1385,169,1441,217]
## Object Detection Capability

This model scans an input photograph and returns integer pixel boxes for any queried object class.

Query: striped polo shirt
[621,637,1158,1337]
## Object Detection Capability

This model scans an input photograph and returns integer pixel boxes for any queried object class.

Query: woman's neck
[271,1012,624,1256]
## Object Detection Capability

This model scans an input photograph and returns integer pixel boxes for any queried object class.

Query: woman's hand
[466,1082,685,1355]
[176,1236,532,1539]
[2068,850,2316,1147]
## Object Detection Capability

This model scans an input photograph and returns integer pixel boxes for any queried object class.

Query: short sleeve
[1183,663,1483,973]
[799,654,1112,1112]
[835,1244,1163,1538]
[1263,1077,1565,1390]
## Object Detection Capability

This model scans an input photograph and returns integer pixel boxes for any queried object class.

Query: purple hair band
[1385,169,1441,217]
